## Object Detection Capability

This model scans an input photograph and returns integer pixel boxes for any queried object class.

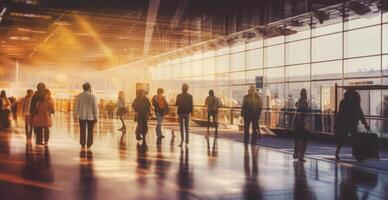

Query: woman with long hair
[32,89,54,146]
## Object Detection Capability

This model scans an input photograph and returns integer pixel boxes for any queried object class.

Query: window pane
[231,52,245,72]
[202,57,215,75]
[246,70,263,84]
[172,64,181,79]
[344,14,381,30]
[384,11,388,22]
[264,44,284,67]
[287,82,310,101]
[230,71,245,85]
[231,43,245,53]
[344,26,381,58]
[190,53,201,61]
[247,39,263,49]
[202,75,215,86]
[247,49,263,70]
[311,80,340,111]
[216,47,229,55]
[191,60,202,76]
[312,22,342,37]
[264,84,285,109]
[383,55,388,75]
[216,55,229,73]
[231,85,246,106]
[202,51,215,59]
[286,64,310,81]
[181,56,190,63]
[344,56,381,78]
[265,35,285,46]
[286,39,310,65]
[312,33,342,62]
[180,63,191,77]
[312,60,342,80]
[286,27,310,42]
[383,24,388,54]
[215,73,229,86]
[264,67,284,83]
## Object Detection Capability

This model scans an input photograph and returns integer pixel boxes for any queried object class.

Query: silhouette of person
[241,86,262,144]
[293,88,309,162]
[176,83,193,147]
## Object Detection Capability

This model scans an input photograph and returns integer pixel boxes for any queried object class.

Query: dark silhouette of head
[208,89,214,96]
[37,82,46,92]
[300,88,307,100]
[0,90,6,98]
[182,83,189,93]
[82,82,91,92]
[157,88,164,95]
[27,89,33,96]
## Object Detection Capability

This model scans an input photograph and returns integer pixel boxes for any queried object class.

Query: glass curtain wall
[142,5,388,137]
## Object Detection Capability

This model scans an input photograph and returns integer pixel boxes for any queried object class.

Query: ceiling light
[348,1,371,15]
[313,10,330,24]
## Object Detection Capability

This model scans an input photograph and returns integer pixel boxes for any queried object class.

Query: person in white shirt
[22,89,34,139]
[73,83,99,150]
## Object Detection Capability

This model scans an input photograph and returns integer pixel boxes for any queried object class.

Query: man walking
[176,83,193,147]
[22,89,34,139]
[152,88,169,139]
[205,89,222,138]
[74,83,99,150]
[30,82,46,145]
[241,86,262,144]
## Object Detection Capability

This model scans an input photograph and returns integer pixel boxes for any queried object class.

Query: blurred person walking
[30,82,46,141]
[293,88,310,162]
[334,90,370,161]
[132,89,151,141]
[152,88,169,139]
[74,83,99,150]
[241,86,262,144]
[0,90,11,131]
[205,89,222,139]
[22,89,34,139]
[31,89,54,146]
[117,91,127,130]
[176,83,193,147]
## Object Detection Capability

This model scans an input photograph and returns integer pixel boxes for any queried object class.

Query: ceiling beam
[169,0,190,30]
[143,0,160,56]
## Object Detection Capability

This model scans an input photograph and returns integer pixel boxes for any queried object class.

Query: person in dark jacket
[132,89,151,142]
[241,86,262,144]
[152,88,169,139]
[176,83,193,147]
[293,88,309,162]
[205,89,222,138]
[334,90,370,161]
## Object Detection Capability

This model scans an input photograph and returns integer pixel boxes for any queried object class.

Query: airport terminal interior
[1,0,388,199]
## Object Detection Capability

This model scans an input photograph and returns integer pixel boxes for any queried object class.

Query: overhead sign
[349,81,373,86]
[255,76,263,89]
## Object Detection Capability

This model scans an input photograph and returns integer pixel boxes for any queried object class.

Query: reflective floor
[0,114,388,200]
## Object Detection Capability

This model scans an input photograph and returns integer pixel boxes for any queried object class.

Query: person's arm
[190,95,193,114]
[175,95,180,107]
[163,96,170,113]
[241,96,246,117]
[30,96,37,116]
[205,96,208,106]
[358,104,370,130]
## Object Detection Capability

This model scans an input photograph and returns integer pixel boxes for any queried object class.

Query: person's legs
[214,112,218,135]
[156,112,162,137]
[136,119,142,140]
[298,132,308,162]
[251,119,259,144]
[86,120,94,148]
[43,128,50,145]
[184,114,189,144]
[119,111,126,129]
[243,117,252,144]
[35,127,43,145]
[25,116,31,139]
[207,112,211,133]
[178,114,184,145]
[335,133,345,160]
[79,120,87,148]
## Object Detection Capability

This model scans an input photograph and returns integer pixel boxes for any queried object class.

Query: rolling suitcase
[351,131,380,161]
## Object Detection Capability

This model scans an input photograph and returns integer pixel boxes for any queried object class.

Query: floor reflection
[0,113,387,199]
[79,150,96,200]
